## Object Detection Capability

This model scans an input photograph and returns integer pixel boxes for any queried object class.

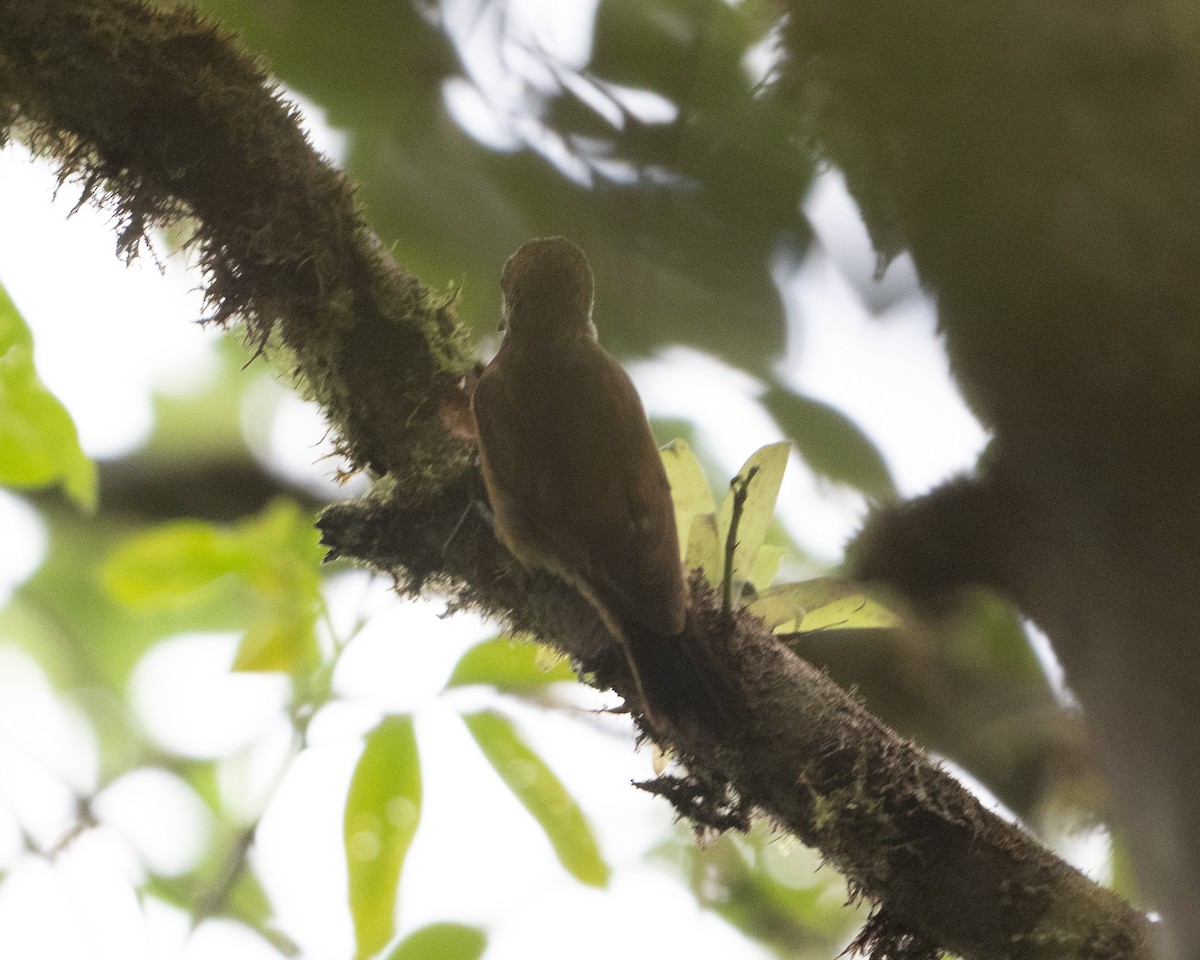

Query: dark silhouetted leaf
[764,385,896,500]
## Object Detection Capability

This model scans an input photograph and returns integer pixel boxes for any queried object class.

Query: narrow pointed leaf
[763,386,897,500]
[660,438,717,559]
[747,577,863,631]
[345,715,422,960]
[800,595,897,632]
[463,710,609,888]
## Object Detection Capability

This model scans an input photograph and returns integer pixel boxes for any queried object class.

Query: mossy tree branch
[0,1,1148,958]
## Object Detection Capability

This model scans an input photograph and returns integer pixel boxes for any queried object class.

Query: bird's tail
[619,612,735,739]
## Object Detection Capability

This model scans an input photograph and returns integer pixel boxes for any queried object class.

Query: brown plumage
[471,237,689,720]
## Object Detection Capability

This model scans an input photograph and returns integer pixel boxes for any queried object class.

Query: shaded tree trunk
[782,2,1200,956]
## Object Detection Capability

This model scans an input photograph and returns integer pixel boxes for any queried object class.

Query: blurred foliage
[180,0,810,370]
[385,923,487,960]
[154,0,903,506]
[445,634,577,690]
[346,714,422,959]
[0,0,1115,957]
[104,500,326,672]
[654,824,863,959]
[463,709,610,889]
[0,284,96,508]
[761,386,896,502]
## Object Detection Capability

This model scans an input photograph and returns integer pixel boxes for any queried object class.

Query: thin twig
[722,466,759,616]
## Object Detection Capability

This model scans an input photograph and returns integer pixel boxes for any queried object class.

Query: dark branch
[318,474,1148,960]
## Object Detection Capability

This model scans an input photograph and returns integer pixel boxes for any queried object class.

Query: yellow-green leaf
[660,439,716,559]
[103,523,245,607]
[385,923,486,960]
[104,502,324,674]
[232,612,318,672]
[345,715,421,960]
[463,710,609,888]
[445,636,576,691]
[686,511,720,576]
[229,501,323,672]
[747,544,786,592]
[800,595,897,632]
[236,500,326,574]
[747,577,863,632]
[712,442,790,593]
[0,285,96,509]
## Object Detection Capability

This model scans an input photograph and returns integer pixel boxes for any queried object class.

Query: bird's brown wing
[574,361,687,637]
[472,361,559,571]
[472,342,686,637]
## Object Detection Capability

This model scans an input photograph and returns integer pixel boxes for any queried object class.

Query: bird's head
[500,237,596,342]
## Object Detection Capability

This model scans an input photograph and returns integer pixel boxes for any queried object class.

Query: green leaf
[960,591,1042,679]
[656,829,861,954]
[463,711,609,888]
[747,544,786,592]
[660,439,717,559]
[0,284,96,508]
[747,578,863,632]
[1109,831,1137,903]
[763,386,897,500]
[228,502,324,672]
[232,610,319,672]
[710,443,790,593]
[225,866,274,931]
[103,523,246,607]
[799,595,898,632]
[385,923,486,960]
[345,715,422,960]
[103,501,324,673]
[236,500,327,576]
[445,636,576,691]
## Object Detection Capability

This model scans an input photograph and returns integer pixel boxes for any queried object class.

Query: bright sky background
[0,5,1009,958]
